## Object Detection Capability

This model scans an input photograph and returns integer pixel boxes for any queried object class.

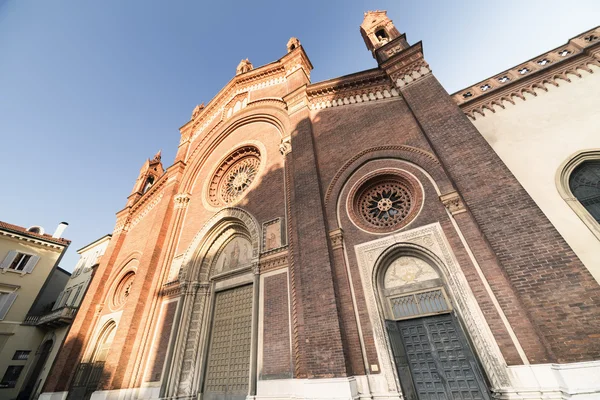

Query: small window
[558,49,571,57]
[26,226,43,234]
[537,58,551,66]
[0,292,17,320]
[59,289,72,308]
[71,285,83,307]
[375,28,389,42]
[0,365,24,388]
[569,160,600,223]
[8,253,32,272]
[142,176,155,193]
[12,351,30,361]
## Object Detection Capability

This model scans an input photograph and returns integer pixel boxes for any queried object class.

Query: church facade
[40,12,600,400]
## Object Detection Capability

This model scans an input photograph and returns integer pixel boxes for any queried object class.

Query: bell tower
[360,10,409,61]
[126,151,164,207]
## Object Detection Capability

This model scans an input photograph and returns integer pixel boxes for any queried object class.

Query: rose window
[209,146,261,206]
[111,271,135,310]
[350,172,422,233]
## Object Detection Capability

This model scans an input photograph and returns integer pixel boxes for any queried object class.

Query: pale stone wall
[471,65,600,283]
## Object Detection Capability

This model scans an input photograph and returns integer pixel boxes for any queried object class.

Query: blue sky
[1,0,599,271]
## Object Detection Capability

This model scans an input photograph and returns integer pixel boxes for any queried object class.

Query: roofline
[56,266,72,276]
[179,45,313,131]
[452,25,600,98]
[0,222,70,246]
[76,234,112,253]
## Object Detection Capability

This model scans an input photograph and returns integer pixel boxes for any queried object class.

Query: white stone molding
[279,136,292,156]
[309,87,400,111]
[180,207,261,283]
[354,222,510,394]
[439,191,466,216]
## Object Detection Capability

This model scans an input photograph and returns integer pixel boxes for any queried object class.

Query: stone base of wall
[497,360,600,400]
[38,392,68,400]
[39,361,600,400]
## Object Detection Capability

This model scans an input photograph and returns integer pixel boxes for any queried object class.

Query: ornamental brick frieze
[454,27,600,120]
[307,69,402,110]
[377,41,432,88]
[439,191,466,216]
[129,190,164,230]
[113,216,131,235]
[186,71,287,145]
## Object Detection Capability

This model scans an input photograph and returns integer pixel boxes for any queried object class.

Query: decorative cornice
[454,27,600,120]
[307,69,401,110]
[0,230,65,250]
[379,41,432,88]
[439,191,466,216]
[259,251,289,274]
[160,281,181,297]
[328,229,344,250]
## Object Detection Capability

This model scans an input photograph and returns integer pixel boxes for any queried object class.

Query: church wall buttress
[285,93,348,378]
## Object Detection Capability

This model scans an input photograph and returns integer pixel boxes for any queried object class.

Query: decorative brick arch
[181,103,291,194]
[355,224,510,393]
[325,145,454,227]
[180,207,260,283]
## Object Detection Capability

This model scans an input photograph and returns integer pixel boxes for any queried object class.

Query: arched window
[569,160,600,223]
[142,176,155,193]
[375,28,389,43]
[557,149,600,240]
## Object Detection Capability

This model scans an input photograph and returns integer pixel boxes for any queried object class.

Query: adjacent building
[0,221,70,400]
[41,12,600,400]
[22,235,111,400]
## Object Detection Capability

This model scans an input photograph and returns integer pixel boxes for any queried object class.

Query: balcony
[23,306,77,328]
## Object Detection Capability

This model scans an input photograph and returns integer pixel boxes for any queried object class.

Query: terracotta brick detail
[145,299,178,382]
[261,273,292,379]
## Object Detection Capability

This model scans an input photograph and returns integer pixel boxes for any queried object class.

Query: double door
[386,314,490,400]
[203,284,253,400]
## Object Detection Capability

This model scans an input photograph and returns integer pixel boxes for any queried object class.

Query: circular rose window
[349,171,422,233]
[209,146,261,206]
[111,271,135,310]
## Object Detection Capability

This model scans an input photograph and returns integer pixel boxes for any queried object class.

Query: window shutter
[0,292,17,320]
[53,292,64,310]
[23,255,40,273]
[0,251,17,270]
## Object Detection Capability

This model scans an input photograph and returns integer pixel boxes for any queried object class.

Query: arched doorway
[167,208,261,400]
[17,339,53,400]
[69,321,117,400]
[202,235,255,400]
[379,254,491,400]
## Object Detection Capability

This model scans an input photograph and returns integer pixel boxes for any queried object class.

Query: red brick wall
[145,299,178,382]
[400,74,600,362]
[261,272,292,379]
